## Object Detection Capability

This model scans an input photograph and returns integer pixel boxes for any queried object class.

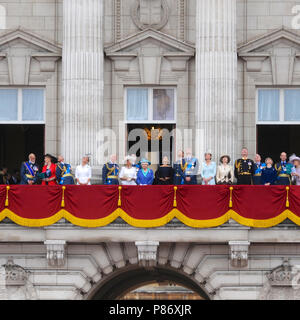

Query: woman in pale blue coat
[201,153,217,185]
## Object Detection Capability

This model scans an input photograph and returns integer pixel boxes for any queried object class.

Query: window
[0,88,45,123]
[284,89,300,121]
[0,5,6,30]
[257,88,300,124]
[125,87,176,123]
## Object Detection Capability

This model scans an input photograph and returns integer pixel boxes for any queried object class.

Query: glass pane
[153,89,175,121]
[0,89,18,121]
[258,89,280,121]
[22,89,44,121]
[127,88,148,121]
[284,89,300,121]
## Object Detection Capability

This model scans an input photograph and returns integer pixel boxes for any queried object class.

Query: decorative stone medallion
[131,0,169,30]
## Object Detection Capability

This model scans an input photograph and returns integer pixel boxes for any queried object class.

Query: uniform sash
[24,162,35,178]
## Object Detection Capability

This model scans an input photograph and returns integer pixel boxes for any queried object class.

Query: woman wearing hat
[119,156,137,185]
[41,154,58,186]
[216,155,234,185]
[136,158,154,186]
[290,154,300,185]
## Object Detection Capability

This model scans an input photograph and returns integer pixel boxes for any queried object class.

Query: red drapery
[0,185,300,228]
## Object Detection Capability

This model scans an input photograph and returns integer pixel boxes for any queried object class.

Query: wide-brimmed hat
[44,154,58,164]
[290,154,300,163]
[139,158,151,165]
[124,155,134,163]
[220,155,231,164]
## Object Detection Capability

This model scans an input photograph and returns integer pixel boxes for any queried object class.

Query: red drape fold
[7,185,61,219]
[64,186,118,219]
[288,186,300,216]
[232,186,287,220]
[0,186,5,212]
[176,185,230,220]
[121,186,174,220]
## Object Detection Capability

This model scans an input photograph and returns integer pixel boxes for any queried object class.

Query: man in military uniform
[253,154,266,185]
[234,148,255,185]
[184,148,199,185]
[275,152,292,185]
[20,153,39,185]
[56,155,75,185]
[102,154,120,185]
[173,150,186,185]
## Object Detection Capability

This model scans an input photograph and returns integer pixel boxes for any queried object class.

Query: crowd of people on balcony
[1,147,300,186]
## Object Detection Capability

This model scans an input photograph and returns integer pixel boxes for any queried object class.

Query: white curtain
[284,89,300,121]
[22,89,44,121]
[127,88,148,121]
[0,89,18,121]
[153,89,175,121]
[258,89,280,121]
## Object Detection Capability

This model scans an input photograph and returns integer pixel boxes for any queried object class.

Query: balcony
[0,185,299,229]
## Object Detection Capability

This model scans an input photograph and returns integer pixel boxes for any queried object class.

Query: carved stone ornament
[259,260,300,300]
[266,259,300,287]
[229,241,250,268]
[1,259,30,286]
[44,240,66,267]
[131,0,169,30]
[135,241,159,267]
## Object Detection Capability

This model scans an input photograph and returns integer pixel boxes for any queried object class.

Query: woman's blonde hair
[265,157,273,165]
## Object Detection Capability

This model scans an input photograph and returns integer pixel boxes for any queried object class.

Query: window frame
[0,87,46,124]
[124,87,177,124]
[256,87,300,125]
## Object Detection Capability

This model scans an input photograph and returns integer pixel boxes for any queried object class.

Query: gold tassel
[61,186,66,208]
[229,187,233,208]
[286,186,290,208]
[5,186,10,207]
[118,186,122,207]
[173,186,177,208]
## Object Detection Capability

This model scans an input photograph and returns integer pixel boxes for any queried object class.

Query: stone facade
[1,0,300,300]
[0,220,299,300]
[0,0,299,166]
[0,0,299,164]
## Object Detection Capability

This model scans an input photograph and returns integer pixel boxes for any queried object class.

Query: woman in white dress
[119,156,137,185]
[75,156,92,185]
[216,155,234,185]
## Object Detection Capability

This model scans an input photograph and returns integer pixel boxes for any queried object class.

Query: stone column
[195,0,237,161]
[62,0,104,167]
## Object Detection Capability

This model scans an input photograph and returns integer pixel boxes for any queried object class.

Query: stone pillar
[62,0,104,167]
[195,0,237,161]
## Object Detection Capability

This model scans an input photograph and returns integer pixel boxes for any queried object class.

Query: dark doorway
[0,125,45,173]
[257,125,300,162]
[127,124,175,165]
[88,266,209,300]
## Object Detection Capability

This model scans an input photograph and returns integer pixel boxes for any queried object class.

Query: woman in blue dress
[201,153,216,185]
[136,158,154,185]
[261,157,278,185]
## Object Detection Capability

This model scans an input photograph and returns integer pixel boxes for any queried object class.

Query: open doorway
[0,124,45,174]
[127,124,175,169]
[257,125,300,162]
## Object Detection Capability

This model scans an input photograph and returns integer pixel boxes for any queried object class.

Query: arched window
[0,5,6,30]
